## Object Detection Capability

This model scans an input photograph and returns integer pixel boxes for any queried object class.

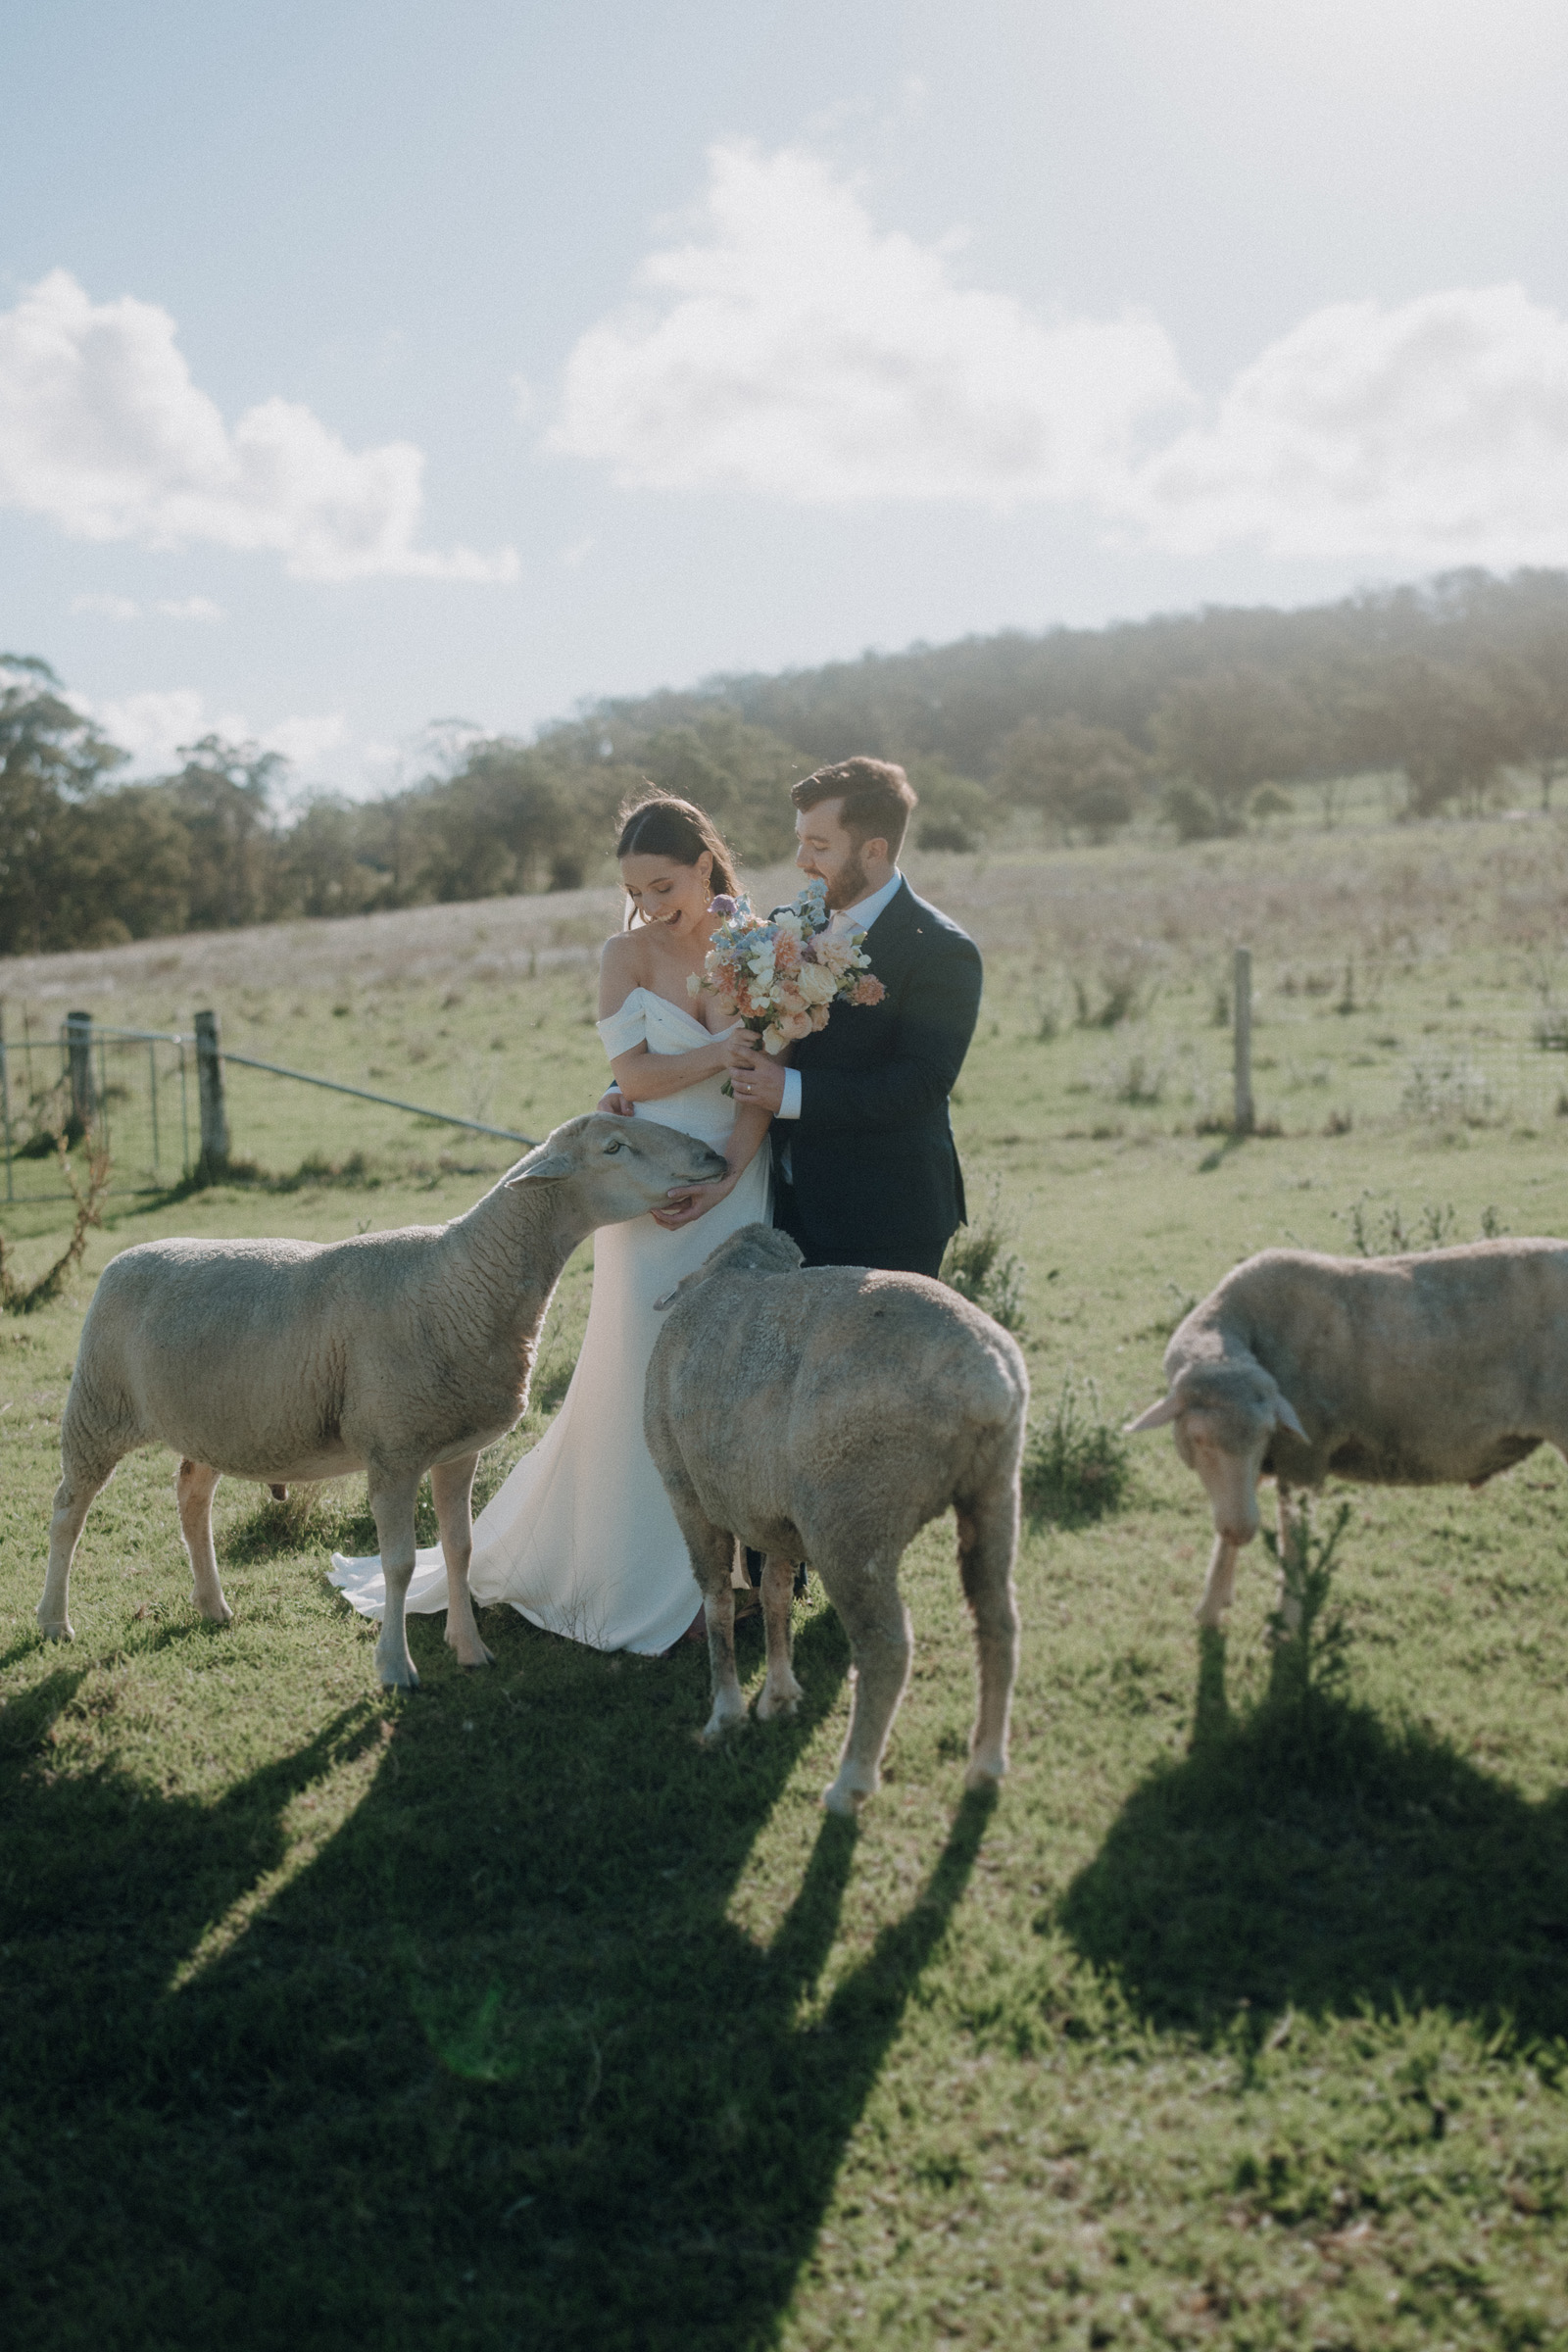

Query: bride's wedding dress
[327,988,770,1655]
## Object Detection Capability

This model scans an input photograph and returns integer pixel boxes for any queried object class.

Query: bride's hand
[651,1170,739,1229]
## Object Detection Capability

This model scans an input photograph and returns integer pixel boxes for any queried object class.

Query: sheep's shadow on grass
[2,1597,994,2352]
[1061,1630,1568,2047]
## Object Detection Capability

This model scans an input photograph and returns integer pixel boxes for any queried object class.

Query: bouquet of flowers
[689,876,886,1060]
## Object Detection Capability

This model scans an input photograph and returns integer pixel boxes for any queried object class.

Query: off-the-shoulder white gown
[327,988,770,1655]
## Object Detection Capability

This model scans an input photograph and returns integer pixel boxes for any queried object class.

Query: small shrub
[1069,945,1160,1029]
[1401,1054,1494,1128]
[1021,1375,1131,1525]
[1104,1051,1166,1106]
[1162,781,1231,842]
[1337,1194,1475,1255]
[942,1183,1028,1335]
[1261,1500,1354,1709]
[1250,782,1293,820]
[0,1128,110,1314]
[917,817,979,854]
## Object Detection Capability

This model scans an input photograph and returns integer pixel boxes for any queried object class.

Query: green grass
[5,816,1568,2347]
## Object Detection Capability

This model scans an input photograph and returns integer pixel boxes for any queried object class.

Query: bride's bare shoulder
[601,930,644,978]
[599,928,649,1015]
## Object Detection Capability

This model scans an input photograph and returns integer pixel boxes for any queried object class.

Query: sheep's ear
[1125,1393,1181,1433]
[1273,1394,1307,1441]
[653,1264,708,1312]
[507,1151,573,1187]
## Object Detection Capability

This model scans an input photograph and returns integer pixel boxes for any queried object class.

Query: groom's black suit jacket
[771,879,983,1278]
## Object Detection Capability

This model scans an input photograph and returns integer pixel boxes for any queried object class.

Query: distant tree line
[6,567,1568,955]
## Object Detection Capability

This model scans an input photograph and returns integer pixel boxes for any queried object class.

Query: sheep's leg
[1196,1535,1241,1631]
[38,1453,118,1642]
[175,1458,230,1624]
[755,1552,804,1722]
[368,1468,422,1690]
[956,1486,1019,1791]
[819,1557,912,1817]
[1272,1480,1310,1636]
[430,1452,492,1670]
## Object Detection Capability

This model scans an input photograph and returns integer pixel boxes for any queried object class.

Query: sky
[4,0,1568,797]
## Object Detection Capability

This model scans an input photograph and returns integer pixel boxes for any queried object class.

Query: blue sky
[4,0,1568,794]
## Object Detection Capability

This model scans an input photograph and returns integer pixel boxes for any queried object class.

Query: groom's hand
[726,1042,785,1114]
[596,1087,635,1117]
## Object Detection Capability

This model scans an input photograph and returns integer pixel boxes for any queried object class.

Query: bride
[328,795,773,1655]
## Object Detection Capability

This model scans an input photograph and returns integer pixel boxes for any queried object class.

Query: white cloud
[156,595,224,621]
[71,591,140,619]
[1126,283,1568,564]
[81,687,347,790]
[265,711,349,773]
[552,144,1568,568]
[91,687,246,769]
[0,270,519,583]
[548,140,1192,504]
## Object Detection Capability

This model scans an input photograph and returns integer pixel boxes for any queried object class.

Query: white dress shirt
[777,868,904,1122]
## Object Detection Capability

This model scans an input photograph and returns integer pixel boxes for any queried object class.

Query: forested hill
[6,566,1568,956]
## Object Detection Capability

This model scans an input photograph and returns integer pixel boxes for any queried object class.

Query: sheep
[644,1223,1028,1816]
[1126,1240,1568,1630]
[38,1114,726,1687]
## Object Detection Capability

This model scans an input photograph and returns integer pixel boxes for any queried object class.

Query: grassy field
[4,808,1568,2349]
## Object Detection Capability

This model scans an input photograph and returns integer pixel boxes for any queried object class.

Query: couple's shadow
[5,1599,993,2352]
[1060,1629,1568,2047]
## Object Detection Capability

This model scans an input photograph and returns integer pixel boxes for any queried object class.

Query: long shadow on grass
[1062,1630,1568,2045]
[1,1601,991,2352]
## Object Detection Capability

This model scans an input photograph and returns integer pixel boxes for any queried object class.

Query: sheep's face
[508,1115,726,1218]
[1128,1360,1305,1548]
[1174,1397,1271,1544]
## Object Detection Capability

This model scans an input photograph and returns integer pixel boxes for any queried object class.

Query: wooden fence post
[194,1009,229,1174]
[0,1003,12,1203]
[66,1009,95,1134]
[1233,947,1254,1135]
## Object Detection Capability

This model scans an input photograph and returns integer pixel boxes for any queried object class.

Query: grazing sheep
[645,1223,1028,1816]
[1127,1240,1568,1629]
[39,1114,725,1686]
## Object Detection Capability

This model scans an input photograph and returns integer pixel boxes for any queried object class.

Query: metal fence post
[194,1009,229,1175]
[1233,947,1254,1135]
[66,1009,95,1134]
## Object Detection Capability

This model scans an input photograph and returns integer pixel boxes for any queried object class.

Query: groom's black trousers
[771,1176,950,1283]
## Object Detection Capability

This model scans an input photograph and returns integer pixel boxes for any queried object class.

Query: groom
[722,757,983,1280]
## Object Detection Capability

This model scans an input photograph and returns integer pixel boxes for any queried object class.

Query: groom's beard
[823,850,869,911]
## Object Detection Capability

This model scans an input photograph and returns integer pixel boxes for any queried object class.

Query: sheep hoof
[456,1642,495,1671]
[963,1751,1005,1792]
[821,1776,869,1818]
[701,1700,747,1745]
[378,1659,420,1690]
[38,1616,74,1643]
[196,1596,233,1625]
[756,1678,803,1723]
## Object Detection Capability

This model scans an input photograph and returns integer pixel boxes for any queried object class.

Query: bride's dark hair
[615,794,740,924]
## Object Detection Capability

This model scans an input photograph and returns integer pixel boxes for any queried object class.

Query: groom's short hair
[791,759,917,858]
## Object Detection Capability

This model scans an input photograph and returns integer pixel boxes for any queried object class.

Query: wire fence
[0,1009,537,1206]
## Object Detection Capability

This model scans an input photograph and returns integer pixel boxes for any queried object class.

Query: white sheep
[1127,1240,1568,1629]
[38,1114,726,1686]
[644,1224,1028,1815]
